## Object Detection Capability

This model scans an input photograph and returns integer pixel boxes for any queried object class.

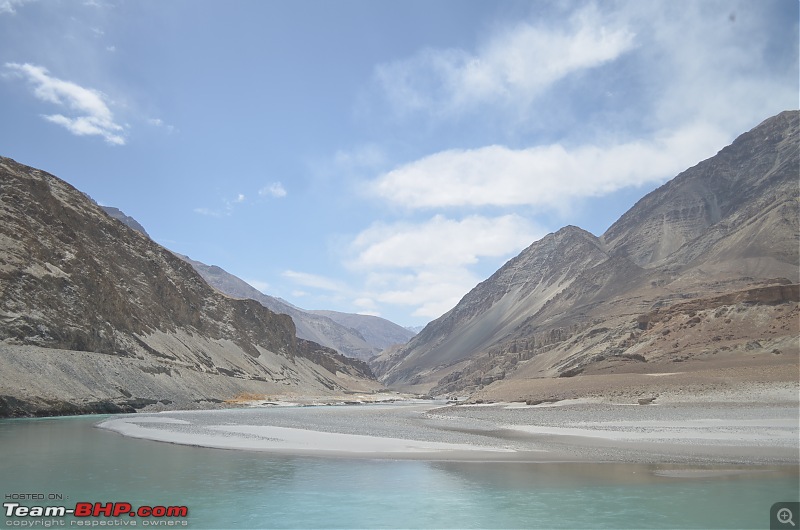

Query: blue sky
[1,0,797,327]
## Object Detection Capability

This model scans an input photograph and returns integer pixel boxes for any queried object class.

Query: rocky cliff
[0,157,379,417]
[372,111,799,398]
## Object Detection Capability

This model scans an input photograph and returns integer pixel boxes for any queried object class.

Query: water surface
[1,414,797,528]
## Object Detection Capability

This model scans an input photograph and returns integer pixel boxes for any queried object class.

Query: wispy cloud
[374,4,634,118]
[349,1,798,322]
[4,62,125,145]
[259,182,287,198]
[282,270,346,293]
[147,117,176,134]
[193,207,223,218]
[194,193,247,217]
[244,279,270,294]
[195,181,288,219]
[0,0,34,15]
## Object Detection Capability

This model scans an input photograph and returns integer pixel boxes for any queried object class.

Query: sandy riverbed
[97,399,799,465]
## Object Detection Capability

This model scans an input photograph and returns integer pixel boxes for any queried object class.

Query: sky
[0,0,797,328]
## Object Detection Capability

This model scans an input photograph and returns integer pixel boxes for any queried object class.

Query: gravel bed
[100,401,800,464]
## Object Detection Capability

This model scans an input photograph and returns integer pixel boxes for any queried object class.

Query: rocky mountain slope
[372,110,799,399]
[0,157,379,417]
[98,206,404,360]
[179,255,413,360]
[310,310,415,351]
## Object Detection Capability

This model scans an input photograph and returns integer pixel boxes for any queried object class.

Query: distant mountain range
[370,110,799,398]
[177,255,415,361]
[98,206,415,361]
[0,157,379,417]
[1,111,795,416]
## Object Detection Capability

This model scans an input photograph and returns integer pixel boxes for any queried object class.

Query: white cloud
[371,121,728,210]
[283,270,346,293]
[609,1,798,136]
[352,297,381,317]
[353,297,378,311]
[348,215,545,318]
[351,214,542,268]
[193,207,224,218]
[244,279,270,294]
[350,1,797,324]
[0,0,33,15]
[371,267,483,319]
[375,4,635,117]
[259,182,287,198]
[4,63,125,145]
[368,1,799,215]
[194,193,248,217]
[147,117,176,133]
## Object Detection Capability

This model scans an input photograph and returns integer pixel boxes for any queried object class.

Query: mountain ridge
[178,254,414,360]
[0,156,379,417]
[371,110,799,398]
[97,205,415,360]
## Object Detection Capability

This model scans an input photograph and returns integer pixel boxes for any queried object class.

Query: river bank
[98,400,800,465]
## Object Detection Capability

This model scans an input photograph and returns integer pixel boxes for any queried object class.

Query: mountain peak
[372,110,799,397]
[602,110,798,267]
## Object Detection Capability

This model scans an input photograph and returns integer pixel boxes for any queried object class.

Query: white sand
[99,415,518,456]
[97,401,800,464]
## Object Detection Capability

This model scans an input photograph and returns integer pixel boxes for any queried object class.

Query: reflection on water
[1,415,797,529]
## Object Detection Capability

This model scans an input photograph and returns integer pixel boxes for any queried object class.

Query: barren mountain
[101,206,414,361]
[0,157,379,417]
[100,206,150,238]
[310,310,415,351]
[372,111,799,399]
[180,255,411,360]
[98,206,409,360]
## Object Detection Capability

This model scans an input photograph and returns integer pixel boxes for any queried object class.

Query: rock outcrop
[0,156,380,417]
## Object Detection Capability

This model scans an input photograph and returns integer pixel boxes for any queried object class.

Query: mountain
[100,206,150,237]
[179,255,413,360]
[0,156,379,417]
[309,310,415,351]
[97,206,413,360]
[372,111,799,398]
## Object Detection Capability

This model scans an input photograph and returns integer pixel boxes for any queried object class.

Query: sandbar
[97,401,799,464]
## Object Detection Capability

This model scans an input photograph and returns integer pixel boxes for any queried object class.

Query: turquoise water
[1,415,797,529]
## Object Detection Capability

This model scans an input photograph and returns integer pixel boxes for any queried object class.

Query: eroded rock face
[0,157,378,416]
[373,111,799,395]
